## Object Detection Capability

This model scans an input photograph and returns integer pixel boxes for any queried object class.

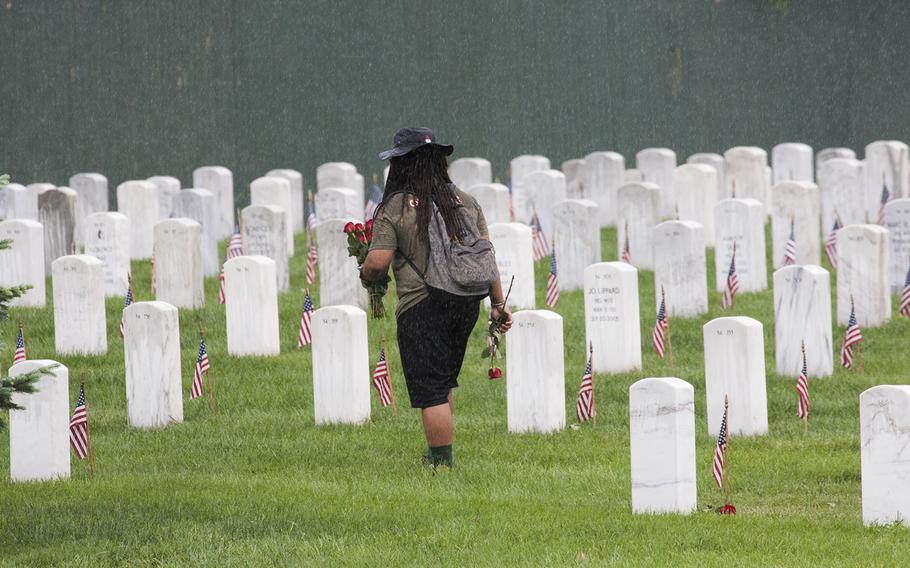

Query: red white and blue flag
[900,264,910,318]
[545,244,559,308]
[652,289,669,358]
[575,348,595,422]
[372,347,394,408]
[190,337,210,400]
[878,183,891,225]
[782,219,797,265]
[530,213,549,261]
[119,279,134,338]
[69,383,89,459]
[712,401,729,489]
[226,223,243,259]
[218,267,226,305]
[298,290,315,347]
[841,300,863,369]
[13,324,26,365]
[824,217,841,267]
[306,231,319,286]
[796,343,810,422]
[721,244,740,311]
[621,222,632,264]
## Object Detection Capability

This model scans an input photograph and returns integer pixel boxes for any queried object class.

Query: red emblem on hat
[424,136,432,143]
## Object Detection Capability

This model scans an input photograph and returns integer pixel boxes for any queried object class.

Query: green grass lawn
[2,226,910,566]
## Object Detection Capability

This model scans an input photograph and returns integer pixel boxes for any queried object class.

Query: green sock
[429,444,453,467]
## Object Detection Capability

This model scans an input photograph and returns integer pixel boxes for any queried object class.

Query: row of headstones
[11,323,907,526]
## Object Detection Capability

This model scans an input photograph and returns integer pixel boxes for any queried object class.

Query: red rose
[488,367,502,380]
[354,223,365,233]
[365,229,372,242]
[356,231,367,244]
[343,222,355,234]
[365,219,374,232]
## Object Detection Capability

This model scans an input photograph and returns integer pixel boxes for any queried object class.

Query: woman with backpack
[361,127,513,469]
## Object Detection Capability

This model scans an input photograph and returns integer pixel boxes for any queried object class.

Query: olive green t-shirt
[369,188,489,318]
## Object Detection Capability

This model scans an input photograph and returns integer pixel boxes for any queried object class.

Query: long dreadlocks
[377,145,466,240]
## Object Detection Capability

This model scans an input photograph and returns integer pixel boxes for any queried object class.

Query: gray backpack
[403,197,499,297]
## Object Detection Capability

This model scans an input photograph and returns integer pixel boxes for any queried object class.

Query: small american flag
[364,181,383,221]
[712,399,729,489]
[878,183,891,225]
[841,300,863,369]
[899,263,910,318]
[298,290,315,347]
[13,324,27,365]
[796,342,809,422]
[372,346,394,408]
[218,267,226,305]
[621,221,632,264]
[530,213,549,261]
[721,244,740,311]
[119,279,134,338]
[69,383,89,459]
[307,194,318,230]
[226,223,243,259]
[824,217,841,267]
[782,219,797,266]
[305,232,319,286]
[651,288,669,358]
[575,347,595,422]
[545,244,559,308]
[190,337,210,400]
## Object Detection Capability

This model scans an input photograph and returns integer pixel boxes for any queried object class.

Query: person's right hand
[490,306,513,333]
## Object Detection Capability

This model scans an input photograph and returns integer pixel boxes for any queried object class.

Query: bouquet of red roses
[345,219,386,319]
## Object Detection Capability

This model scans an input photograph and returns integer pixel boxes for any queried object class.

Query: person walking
[361,127,513,469]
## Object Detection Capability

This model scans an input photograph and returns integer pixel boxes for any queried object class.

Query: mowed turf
[2,225,910,567]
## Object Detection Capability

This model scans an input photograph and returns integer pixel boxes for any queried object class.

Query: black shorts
[396,288,483,409]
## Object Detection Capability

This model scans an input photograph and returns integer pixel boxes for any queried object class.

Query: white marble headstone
[123,301,183,429]
[506,310,565,434]
[629,377,696,515]
[488,223,535,310]
[616,182,661,269]
[522,170,566,236]
[241,204,289,292]
[266,169,304,233]
[816,147,855,171]
[311,305,371,425]
[509,154,551,223]
[773,265,833,377]
[171,189,219,277]
[464,183,511,225]
[52,255,107,355]
[117,180,159,260]
[82,212,130,297]
[38,187,78,273]
[250,176,294,255]
[192,166,234,239]
[153,218,204,309]
[449,158,492,192]
[836,224,890,327]
[2,183,38,220]
[8,360,69,482]
[636,148,677,217]
[674,164,718,246]
[652,221,707,318]
[224,256,281,355]
[69,173,108,247]
[561,158,586,199]
[723,146,770,210]
[317,162,363,207]
[146,175,180,219]
[552,199,600,292]
[686,152,725,196]
[703,316,768,437]
[713,198,767,292]
[28,182,55,196]
[818,157,865,231]
[770,181,821,268]
[860,385,910,527]
[316,218,367,309]
[864,141,909,221]
[772,142,813,185]
[624,169,644,183]
[0,219,45,306]
[315,187,361,223]
[581,151,624,227]
[882,199,910,293]
[584,262,641,373]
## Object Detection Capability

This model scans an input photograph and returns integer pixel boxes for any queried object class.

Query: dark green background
[1,1,907,205]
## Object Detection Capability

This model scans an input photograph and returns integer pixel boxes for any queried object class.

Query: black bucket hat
[378,127,454,161]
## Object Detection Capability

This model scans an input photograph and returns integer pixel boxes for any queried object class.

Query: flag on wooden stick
[878,181,891,225]
[824,216,841,267]
[69,382,90,462]
[190,336,210,400]
[621,221,632,264]
[119,275,134,338]
[530,212,549,261]
[305,231,319,286]
[712,398,729,489]
[298,290,315,347]
[372,341,394,408]
[721,242,740,311]
[218,267,226,305]
[575,343,595,422]
[545,242,559,308]
[796,341,810,428]
[13,322,26,365]
[841,298,863,369]
[899,261,910,318]
[782,218,797,266]
[651,287,669,358]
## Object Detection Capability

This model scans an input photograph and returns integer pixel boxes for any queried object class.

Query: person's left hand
[490,305,513,333]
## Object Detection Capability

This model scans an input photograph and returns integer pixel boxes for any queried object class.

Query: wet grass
[1,227,909,566]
